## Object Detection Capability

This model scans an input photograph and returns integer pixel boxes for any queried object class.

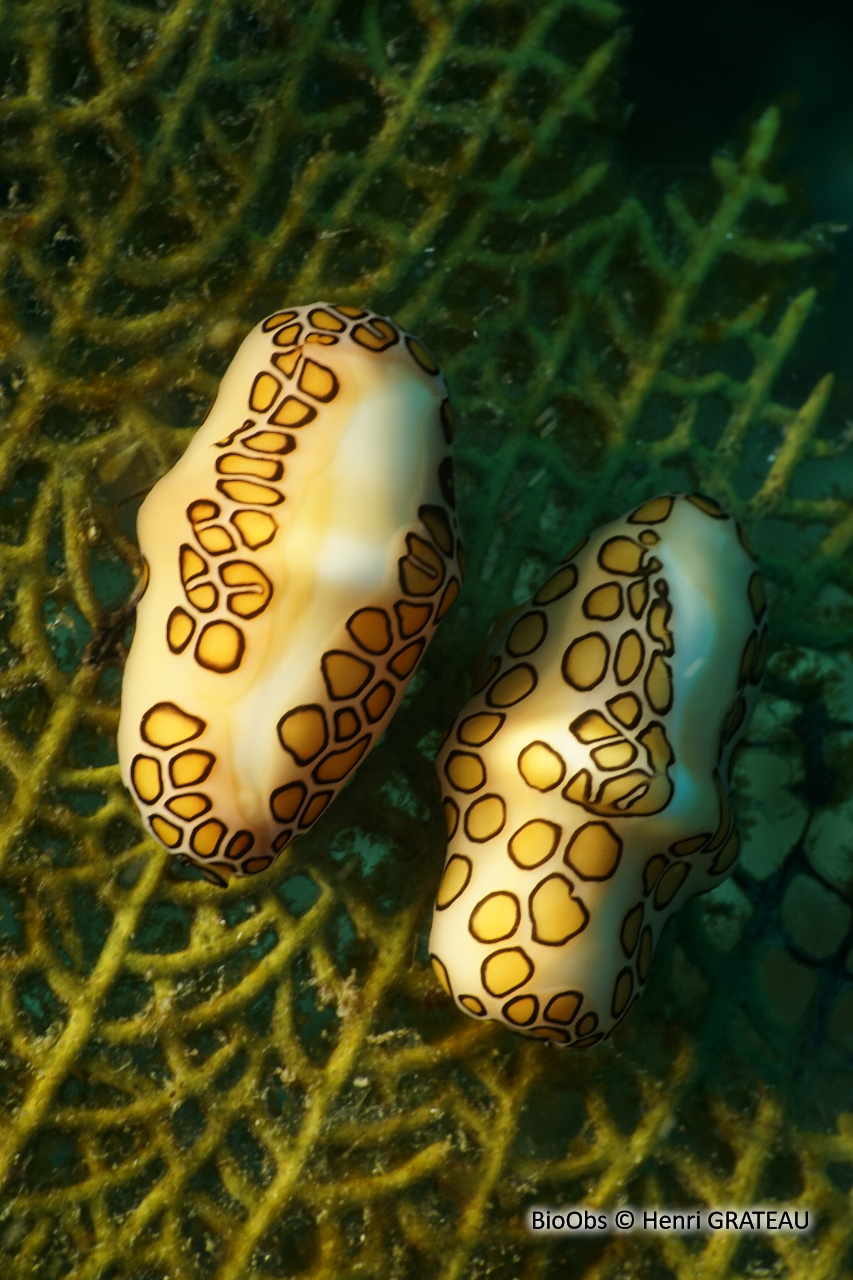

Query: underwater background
[0,0,852,1276]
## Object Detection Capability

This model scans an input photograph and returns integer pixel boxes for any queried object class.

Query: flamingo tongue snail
[118,304,462,886]
[429,494,765,1045]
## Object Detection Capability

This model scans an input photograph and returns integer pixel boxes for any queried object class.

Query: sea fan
[0,2,851,1277]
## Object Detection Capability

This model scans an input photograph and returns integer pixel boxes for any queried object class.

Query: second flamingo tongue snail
[429,494,766,1045]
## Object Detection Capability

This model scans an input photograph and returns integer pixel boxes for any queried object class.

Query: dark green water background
[623,0,853,419]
